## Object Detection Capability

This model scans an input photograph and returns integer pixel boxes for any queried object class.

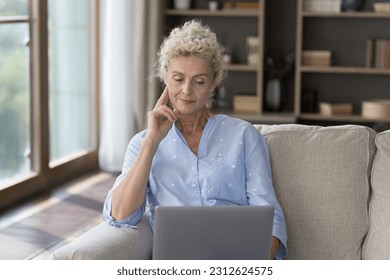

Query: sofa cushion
[255,124,376,259]
[50,213,153,260]
[363,130,390,259]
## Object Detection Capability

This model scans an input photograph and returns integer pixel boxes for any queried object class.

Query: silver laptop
[152,205,274,260]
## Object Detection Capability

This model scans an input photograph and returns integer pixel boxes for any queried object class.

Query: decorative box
[319,102,353,116]
[373,3,390,13]
[233,95,261,113]
[303,0,341,13]
[362,100,390,119]
[302,51,332,67]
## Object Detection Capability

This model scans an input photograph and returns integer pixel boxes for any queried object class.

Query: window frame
[0,0,100,209]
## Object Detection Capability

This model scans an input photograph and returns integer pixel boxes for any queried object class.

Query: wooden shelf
[165,9,259,17]
[302,11,390,18]
[215,109,296,123]
[299,113,390,123]
[239,112,296,123]
[300,66,390,75]
[226,64,259,72]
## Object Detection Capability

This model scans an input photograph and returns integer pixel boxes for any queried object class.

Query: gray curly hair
[156,20,225,89]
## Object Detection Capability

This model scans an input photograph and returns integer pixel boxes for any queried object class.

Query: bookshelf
[295,0,390,123]
[162,0,295,123]
[159,0,390,126]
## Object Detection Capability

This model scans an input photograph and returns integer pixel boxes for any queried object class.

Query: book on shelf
[319,102,353,116]
[303,0,341,13]
[365,38,390,69]
[365,39,374,67]
[375,39,390,69]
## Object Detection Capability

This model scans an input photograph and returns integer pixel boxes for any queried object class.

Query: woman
[103,20,287,259]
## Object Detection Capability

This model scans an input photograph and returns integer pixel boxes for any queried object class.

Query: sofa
[51,124,390,260]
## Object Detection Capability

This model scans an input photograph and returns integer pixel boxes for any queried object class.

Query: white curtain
[99,0,162,172]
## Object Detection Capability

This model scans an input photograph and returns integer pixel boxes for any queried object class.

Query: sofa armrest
[363,130,390,260]
[50,213,152,260]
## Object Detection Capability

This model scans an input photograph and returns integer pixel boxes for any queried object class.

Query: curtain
[99,0,162,172]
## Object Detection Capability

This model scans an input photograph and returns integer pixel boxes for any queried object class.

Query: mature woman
[103,20,287,259]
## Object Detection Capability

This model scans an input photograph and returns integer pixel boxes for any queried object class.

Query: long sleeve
[243,125,288,259]
[102,131,148,228]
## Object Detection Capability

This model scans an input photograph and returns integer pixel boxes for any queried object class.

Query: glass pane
[48,0,94,163]
[0,23,31,186]
[0,0,28,16]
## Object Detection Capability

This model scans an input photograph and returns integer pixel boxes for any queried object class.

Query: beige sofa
[51,124,390,260]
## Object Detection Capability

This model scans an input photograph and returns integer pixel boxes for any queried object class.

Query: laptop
[152,205,274,260]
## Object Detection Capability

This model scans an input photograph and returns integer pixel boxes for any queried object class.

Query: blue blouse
[103,114,287,259]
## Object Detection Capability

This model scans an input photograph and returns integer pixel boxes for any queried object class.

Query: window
[48,0,96,164]
[0,0,31,186]
[0,0,99,209]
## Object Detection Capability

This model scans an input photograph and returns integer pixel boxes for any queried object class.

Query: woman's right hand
[146,86,177,143]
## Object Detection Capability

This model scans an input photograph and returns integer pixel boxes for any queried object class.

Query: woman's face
[166,55,216,116]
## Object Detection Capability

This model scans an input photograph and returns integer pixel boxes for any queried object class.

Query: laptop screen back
[152,205,274,260]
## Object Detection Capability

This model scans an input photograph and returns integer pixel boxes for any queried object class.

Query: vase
[208,1,218,11]
[341,0,365,11]
[173,0,192,10]
[265,79,281,111]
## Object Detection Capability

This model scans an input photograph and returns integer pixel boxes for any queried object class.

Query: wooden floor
[0,171,116,260]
